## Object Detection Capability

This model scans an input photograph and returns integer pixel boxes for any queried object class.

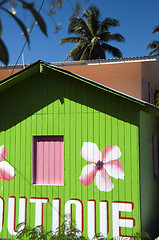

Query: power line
[10,0,46,76]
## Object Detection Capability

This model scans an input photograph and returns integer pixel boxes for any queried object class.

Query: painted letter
[87,200,96,239]
[65,199,83,235]
[8,197,27,236]
[112,201,135,239]
[30,198,49,227]
[52,198,61,234]
[100,201,109,238]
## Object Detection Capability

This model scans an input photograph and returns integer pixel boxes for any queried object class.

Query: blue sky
[2,0,159,65]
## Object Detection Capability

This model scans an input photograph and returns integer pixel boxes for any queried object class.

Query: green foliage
[1,6,30,43]
[154,90,159,107]
[147,25,159,56]
[0,0,47,65]
[92,233,110,240]
[16,223,52,239]
[0,0,87,65]
[16,218,87,240]
[59,5,125,61]
[19,0,47,36]
[130,231,151,240]
[51,218,87,239]
[0,38,9,64]
[16,220,152,240]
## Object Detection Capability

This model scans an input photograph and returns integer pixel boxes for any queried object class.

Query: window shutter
[33,136,64,185]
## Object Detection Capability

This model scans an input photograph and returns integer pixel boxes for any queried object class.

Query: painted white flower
[79,142,124,192]
[0,145,14,181]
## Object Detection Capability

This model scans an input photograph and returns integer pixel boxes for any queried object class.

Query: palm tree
[147,25,159,56]
[59,6,125,61]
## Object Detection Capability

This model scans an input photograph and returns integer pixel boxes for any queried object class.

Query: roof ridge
[0,55,158,69]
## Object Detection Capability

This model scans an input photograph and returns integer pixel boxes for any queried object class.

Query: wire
[10,0,46,76]
[67,0,74,13]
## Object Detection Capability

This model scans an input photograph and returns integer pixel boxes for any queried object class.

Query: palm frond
[100,32,125,43]
[60,5,124,61]
[83,5,100,20]
[94,44,106,59]
[96,17,120,35]
[147,41,159,50]
[88,45,105,60]
[83,6,101,36]
[64,42,88,61]
[147,41,159,56]
[102,43,123,58]
[68,16,92,38]
[147,41,159,55]
[147,24,159,55]
[88,36,105,59]
[152,25,159,34]
[80,43,91,60]
[59,36,86,44]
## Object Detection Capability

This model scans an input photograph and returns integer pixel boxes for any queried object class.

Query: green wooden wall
[139,110,159,238]
[0,66,141,239]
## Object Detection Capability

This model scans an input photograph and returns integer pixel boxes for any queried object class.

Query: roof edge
[0,60,159,115]
[41,62,159,109]
[0,61,42,93]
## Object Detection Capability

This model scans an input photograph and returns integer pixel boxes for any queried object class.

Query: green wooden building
[0,60,158,239]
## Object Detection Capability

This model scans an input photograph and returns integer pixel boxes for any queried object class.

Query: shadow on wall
[0,68,140,131]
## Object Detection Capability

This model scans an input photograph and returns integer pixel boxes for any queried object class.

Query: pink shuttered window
[33,136,64,185]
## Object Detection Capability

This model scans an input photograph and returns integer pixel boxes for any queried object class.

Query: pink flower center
[96,161,104,170]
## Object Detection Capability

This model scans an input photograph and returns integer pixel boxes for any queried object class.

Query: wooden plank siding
[0,67,141,239]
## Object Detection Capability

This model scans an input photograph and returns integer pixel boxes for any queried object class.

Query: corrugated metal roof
[0,55,158,69]
[51,55,158,66]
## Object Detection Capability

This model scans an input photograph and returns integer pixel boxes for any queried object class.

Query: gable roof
[0,60,159,116]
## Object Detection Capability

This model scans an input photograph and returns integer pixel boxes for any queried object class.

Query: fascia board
[0,63,40,93]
